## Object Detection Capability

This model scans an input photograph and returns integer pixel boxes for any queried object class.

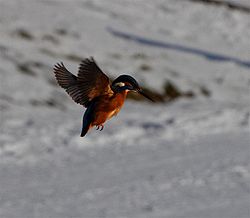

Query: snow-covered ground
[0,0,249,217]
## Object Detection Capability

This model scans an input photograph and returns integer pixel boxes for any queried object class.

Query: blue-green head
[111,75,154,102]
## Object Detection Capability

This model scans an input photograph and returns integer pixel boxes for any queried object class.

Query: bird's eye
[115,82,125,87]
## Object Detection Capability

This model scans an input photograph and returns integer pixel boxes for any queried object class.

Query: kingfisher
[53,57,154,137]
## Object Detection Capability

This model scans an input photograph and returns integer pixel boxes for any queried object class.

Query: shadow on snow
[107,27,250,68]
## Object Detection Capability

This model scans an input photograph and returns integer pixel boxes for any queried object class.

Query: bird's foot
[96,125,104,131]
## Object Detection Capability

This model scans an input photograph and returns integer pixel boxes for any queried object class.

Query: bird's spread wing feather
[53,57,113,107]
[53,62,77,89]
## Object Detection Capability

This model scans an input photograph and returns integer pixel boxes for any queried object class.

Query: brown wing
[53,57,113,107]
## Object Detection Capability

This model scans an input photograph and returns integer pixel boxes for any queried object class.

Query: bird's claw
[96,125,104,131]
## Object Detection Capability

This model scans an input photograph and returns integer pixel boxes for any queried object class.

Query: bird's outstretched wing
[53,57,113,107]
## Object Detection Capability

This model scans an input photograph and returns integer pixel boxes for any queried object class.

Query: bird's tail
[80,124,91,137]
[80,101,95,137]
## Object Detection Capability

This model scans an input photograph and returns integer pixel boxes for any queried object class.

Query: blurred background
[0,0,249,217]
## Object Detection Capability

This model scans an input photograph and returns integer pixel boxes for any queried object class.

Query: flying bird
[53,57,154,137]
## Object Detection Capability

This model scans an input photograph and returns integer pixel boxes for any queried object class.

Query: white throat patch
[115,82,125,87]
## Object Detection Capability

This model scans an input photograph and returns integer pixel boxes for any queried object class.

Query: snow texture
[0,0,249,217]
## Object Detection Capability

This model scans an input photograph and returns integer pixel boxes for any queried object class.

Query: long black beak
[137,89,155,102]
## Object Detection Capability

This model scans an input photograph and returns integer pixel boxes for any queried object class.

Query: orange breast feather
[92,91,127,126]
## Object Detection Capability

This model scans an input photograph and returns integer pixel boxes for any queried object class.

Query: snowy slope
[0,0,250,217]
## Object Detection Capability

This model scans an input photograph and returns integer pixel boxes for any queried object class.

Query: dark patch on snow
[42,34,60,45]
[40,48,58,57]
[25,119,34,127]
[55,28,67,36]
[17,63,36,76]
[138,63,152,71]
[16,60,47,76]
[29,98,66,110]
[200,86,211,97]
[13,28,34,40]
[142,204,154,212]
[127,80,196,103]
[165,118,175,125]
[142,122,164,130]
[240,112,250,126]
[191,0,250,13]
[109,53,122,59]
[131,53,148,60]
